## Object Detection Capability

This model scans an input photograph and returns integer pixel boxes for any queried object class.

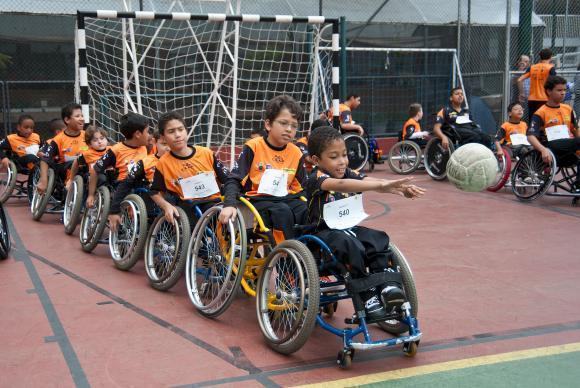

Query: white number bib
[455,115,472,125]
[509,134,530,146]
[25,145,40,155]
[323,194,369,230]
[257,169,288,197]
[180,172,220,199]
[64,154,79,162]
[545,125,570,142]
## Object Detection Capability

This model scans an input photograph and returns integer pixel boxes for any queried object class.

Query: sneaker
[364,296,386,319]
[380,285,406,311]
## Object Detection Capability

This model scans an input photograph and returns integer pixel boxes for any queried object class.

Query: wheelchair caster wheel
[323,302,338,318]
[337,349,354,369]
[403,341,418,357]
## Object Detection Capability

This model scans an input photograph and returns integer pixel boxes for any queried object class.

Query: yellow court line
[295,342,580,388]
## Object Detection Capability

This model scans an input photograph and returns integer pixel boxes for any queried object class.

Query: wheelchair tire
[344,134,369,171]
[79,185,111,252]
[511,149,556,202]
[186,205,247,318]
[256,240,320,355]
[63,175,84,235]
[424,138,455,180]
[144,206,190,291]
[0,203,11,260]
[27,166,40,206]
[388,141,422,175]
[487,149,512,192]
[31,168,56,221]
[0,160,18,204]
[109,194,149,271]
[377,242,418,335]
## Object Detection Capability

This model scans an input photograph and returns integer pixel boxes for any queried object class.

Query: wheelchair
[387,135,428,175]
[0,202,11,260]
[343,129,384,172]
[0,155,37,204]
[253,232,421,367]
[511,148,580,205]
[30,163,68,221]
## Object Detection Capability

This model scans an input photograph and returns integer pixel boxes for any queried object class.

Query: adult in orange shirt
[517,48,556,120]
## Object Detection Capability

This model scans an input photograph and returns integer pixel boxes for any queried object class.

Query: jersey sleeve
[345,168,365,180]
[340,109,352,124]
[223,145,254,206]
[0,138,12,159]
[528,114,544,137]
[549,67,556,76]
[41,139,60,164]
[572,110,578,130]
[435,109,445,125]
[293,154,308,189]
[109,160,145,214]
[403,124,416,140]
[92,149,116,174]
[212,154,230,185]
[296,141,308,156]
[150,168,167,194]
[495,126,507,143]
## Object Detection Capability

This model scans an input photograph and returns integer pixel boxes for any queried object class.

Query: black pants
[454,127,492,148]
[547,138,580,182]
[15,154,38,170]
[252,198,307,244]
[528,100,546,121]
[315,226,390,278]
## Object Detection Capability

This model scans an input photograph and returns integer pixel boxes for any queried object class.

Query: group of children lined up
[0,96,425,320]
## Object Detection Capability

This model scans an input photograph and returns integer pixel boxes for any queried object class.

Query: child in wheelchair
[306,126,425,320]
[527,75,580,189]
[0,114,41,172]
[401,103,430,147]
[494,102,531,160]
[219,95,308,244]
[65,126,110,192]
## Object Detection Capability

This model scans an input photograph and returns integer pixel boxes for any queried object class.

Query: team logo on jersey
[181,161,195,170]
[273,155,284,163]
[547,118,560,125]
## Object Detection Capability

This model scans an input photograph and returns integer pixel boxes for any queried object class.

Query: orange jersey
[6,133,41,157]
[327,103,353,125]
[495,121,528,145]
[152,146,228,200]
[528,103,577,144]
[79,147,110,170]
[402,118,421,140]
[142,153,160,182]
[522,63,556,101]
[93,142,148,181]
[48,130,88,163]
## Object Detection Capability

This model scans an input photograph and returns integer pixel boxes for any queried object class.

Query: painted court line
[296,342,580,388]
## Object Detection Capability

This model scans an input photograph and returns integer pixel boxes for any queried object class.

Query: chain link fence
[0,0,578,138]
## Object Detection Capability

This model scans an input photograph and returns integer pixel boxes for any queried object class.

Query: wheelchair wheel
[256,240,320,355]
[63,175,84,235]
[0,203,11,260]
[377,243,418,335]
[31,168,56,221]
[0,160,18,204]
[344,134,369,171]
[109,194,149,271]
[27,166,40,206]
[79,186,111,252]
[388,141,422,175]
[144,206,190,291]
[424,138,455,180]
[511,149,556,202]
[487,149,512,192]
[186,205,247,317]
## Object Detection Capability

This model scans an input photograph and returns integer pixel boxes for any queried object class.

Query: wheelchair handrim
[145,217,181,282]
[110,199,140,262]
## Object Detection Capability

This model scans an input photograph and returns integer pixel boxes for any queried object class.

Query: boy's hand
[1,157,9,170]
[496,147,504,157]
[441,135,450,150]
[218,206,237,225]
[378,178,426,199]
[541,148,552,164]
[36,177,48,195]
[86,195,95,208]
[108,214,121,232]
[377,177,413,194]
[399,184,426,199]
[162,203,179,224]
[65,179,72,192]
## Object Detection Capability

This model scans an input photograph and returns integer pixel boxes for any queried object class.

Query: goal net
[76,10,340,164]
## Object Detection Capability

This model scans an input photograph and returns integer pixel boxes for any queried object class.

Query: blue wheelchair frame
[297,233,421,361]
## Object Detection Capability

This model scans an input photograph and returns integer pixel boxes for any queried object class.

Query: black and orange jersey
[148,143,157,156]
[42,130,87,164]
[0,133,41,159]
[402,118,421,140]
[93,142,148,181]
[327,103,353,125]
[110,153,161,214]
[305,167,365,231]
[435,106,472,127]
[295,136,309,156]
[521,63,556,101]
[77,147,110,172]
[495,121,528,145]
[150,146,229,201]
[223,136,306,206]
[528,103,578,144]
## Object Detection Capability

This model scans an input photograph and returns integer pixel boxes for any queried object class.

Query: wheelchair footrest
[345,311,401,326]
[346,271,403,294]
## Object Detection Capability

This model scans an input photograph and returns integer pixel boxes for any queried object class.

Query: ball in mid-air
[446,143,498,192]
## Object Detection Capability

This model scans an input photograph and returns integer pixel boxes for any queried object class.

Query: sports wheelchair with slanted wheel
[30,164,68,221]
[0,156,37,204]
[254,230,421,368]
[511,148,580,205]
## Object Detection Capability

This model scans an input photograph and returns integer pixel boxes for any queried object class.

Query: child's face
[509,104,524,121]
[65,109,85,131]
[547,84,566,104]
[450,90,464,106]
[17,119,35,138]
[265,108,299,147]
[162,119,189,151]
[155,137,170,157]
[90,132,108,151]
[313,139,348,179]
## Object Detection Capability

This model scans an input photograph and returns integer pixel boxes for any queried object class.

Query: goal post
[75,10,341,165]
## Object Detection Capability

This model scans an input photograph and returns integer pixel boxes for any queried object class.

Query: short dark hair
[408,103,422,117]
[152,130,161,140]
[307,126,343,157]
[450,86,463,97]
[310,119,329,133]
[250,128,266,137]
[539,48,552,60]
[264,95,303,123]
[345,94,359,101]
[157,111,185,135]
[49,118,66,133]
[17,114,34,125]
[544,75,567,91]
[61,102,82,121]
[119,112,149,139]
[85,125,109,144]
[507,102,523,113]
